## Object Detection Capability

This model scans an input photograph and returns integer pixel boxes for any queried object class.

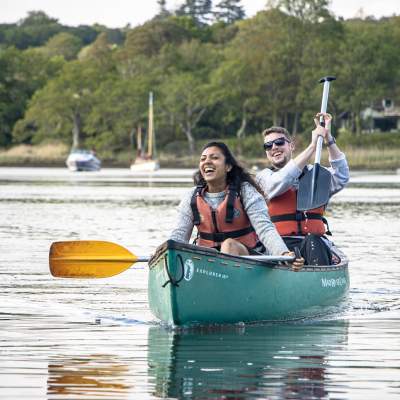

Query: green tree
[14,60,101,148]
[85,77,153,153]
[214,0,245,23]
[65,25,99,46]
[176,0,213,25]
[274,0,331,22]
[290,13,344,133]
[336,19,400,134]
[158,40,219,153]
[4,11,63,49]
[121,17,192,59]
[39,32,83,60]
[156,0,171,18]
[214,9,302,134]
[385,17,400,104]
[267,0,343,134]
[0,12,113,51]
[78,31,117,71]
[210,55,258,148]
[0,47,64,146]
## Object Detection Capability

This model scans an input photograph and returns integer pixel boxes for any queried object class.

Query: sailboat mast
[147,91,153,158]
[137,124,142,156]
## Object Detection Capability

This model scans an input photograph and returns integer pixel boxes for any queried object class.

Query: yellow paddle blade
[49,240,139,278]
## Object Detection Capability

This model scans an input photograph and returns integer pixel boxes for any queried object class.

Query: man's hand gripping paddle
[297,76,336,211]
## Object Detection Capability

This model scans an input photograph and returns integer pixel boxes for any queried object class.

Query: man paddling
[256,113,349,265]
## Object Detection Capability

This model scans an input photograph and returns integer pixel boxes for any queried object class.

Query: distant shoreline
[0,159,400,174]
[1,143,399,171]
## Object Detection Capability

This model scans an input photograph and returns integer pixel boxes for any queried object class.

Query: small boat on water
[49,238,349,326]
[148,240,349,326]
[66,149,101,172]
[130,156,159,172]
[130,92,159,172]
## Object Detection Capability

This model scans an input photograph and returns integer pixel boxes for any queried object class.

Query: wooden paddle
[297,76,336,211]
[49,240,296,279]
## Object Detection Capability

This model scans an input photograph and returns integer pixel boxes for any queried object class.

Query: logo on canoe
[321,277,347,288]
[184,259,195,281]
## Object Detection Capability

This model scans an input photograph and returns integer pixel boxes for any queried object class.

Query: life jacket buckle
[295,211,305,221]
[213,232,226,243]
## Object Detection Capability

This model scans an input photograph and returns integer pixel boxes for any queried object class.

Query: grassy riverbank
[0,143,70,167]
[1,132,399,171]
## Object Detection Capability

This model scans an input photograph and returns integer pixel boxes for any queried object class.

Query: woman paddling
[170,141,304,269]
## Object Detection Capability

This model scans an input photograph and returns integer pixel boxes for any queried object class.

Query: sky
[2,0,399,28]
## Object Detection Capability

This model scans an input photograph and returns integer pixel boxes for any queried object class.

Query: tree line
[0,0,399,156]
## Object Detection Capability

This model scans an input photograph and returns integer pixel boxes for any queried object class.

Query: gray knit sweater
[169,182,288,255]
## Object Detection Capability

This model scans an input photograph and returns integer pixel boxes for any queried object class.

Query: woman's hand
[282,251,305,271]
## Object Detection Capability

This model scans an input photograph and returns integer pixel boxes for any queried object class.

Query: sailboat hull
[130,159,159,172]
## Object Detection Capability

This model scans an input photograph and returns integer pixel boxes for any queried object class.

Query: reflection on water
[148,322,349,400]
[47,356,131,398]
[1,167,400,399]
[42,322,349,400]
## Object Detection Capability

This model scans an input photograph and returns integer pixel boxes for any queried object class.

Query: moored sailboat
[130,92,159,172]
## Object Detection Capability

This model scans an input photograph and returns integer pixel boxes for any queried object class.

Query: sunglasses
[263,137,290,151]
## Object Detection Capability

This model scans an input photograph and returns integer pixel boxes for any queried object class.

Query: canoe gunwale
[148,240,348,272]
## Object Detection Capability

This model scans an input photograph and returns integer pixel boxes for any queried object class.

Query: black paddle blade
[297,164,331,211]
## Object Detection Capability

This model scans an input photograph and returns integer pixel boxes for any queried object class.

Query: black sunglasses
[263,137,290,151]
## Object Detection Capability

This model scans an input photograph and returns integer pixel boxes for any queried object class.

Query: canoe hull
[148,241,349,326]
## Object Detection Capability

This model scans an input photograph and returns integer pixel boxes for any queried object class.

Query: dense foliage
[0,1,399,155]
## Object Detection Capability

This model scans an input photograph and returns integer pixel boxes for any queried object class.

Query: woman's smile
[199,146,231,191]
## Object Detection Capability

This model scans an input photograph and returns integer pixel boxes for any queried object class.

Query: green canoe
[148,240,349,326]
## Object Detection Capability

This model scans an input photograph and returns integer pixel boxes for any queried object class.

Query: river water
[1,167,399,399]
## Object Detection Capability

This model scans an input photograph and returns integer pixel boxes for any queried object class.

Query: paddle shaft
[51,256,150,262]
[315,78,331,163]
[308,76,336,206]
[51,254,294,263]
[49,240,297,279]
[315,76,336,165]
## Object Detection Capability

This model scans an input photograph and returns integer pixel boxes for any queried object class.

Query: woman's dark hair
[193,141,265,197]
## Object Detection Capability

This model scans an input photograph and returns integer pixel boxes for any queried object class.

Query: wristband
[326,137,336,146]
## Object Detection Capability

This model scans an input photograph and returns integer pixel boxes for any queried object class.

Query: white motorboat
[66,149,101,172]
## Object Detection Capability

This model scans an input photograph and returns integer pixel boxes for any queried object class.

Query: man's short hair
[262,126,291,140]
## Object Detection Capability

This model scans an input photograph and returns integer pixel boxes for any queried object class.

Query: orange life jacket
[268,188,329,236]
[190,184,259,249]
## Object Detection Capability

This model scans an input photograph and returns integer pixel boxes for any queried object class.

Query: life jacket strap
[190,184,205,226]
[270,212,323,222]
[322,217,332,236]
[225,182,239,223]
[270,212,331,235]
[191,182,240,225]
[198,226,255,243]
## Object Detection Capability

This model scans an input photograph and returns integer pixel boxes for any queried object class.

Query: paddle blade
[49,240,137,278]
[297,165,331,211]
